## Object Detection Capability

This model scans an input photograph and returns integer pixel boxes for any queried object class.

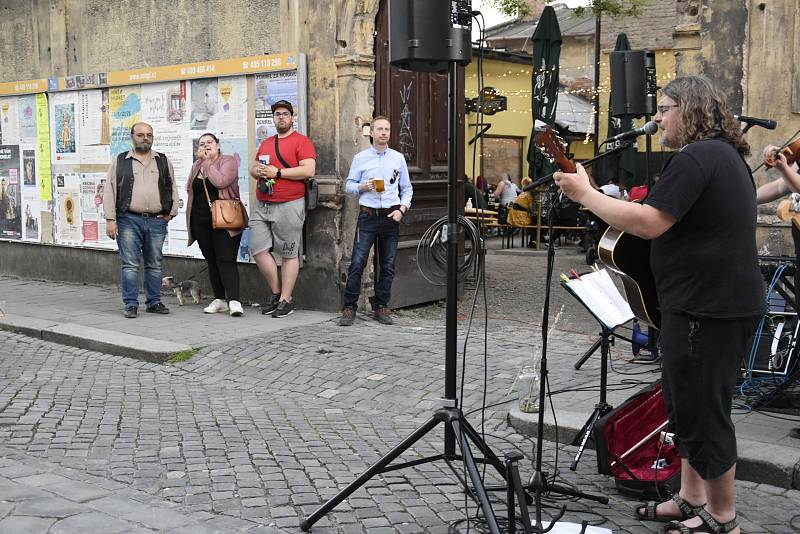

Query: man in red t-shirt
[248,100,317,318]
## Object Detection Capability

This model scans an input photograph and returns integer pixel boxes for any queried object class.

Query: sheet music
[564,269,635,329]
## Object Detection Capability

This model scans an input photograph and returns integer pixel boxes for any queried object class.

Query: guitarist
[554,76,764,534]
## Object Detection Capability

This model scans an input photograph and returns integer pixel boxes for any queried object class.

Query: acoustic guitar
[535,126,661,329]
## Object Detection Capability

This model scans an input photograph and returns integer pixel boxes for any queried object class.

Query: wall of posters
[0,53,307,263]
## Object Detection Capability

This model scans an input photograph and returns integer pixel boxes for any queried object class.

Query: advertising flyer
[0,98,20,145]
[51,92,80,165]
[79,172,114,247]
[109,86,141,156]
[54,172,81,245]
[0,144,21,239]
[22,189,40,242]
[36,93,52,201]
[217,76,247,138]
[17,95,38,141]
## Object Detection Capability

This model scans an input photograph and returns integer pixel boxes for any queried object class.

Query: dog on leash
[161,277,202,305]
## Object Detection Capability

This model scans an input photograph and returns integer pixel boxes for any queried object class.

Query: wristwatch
[276,169,282,179]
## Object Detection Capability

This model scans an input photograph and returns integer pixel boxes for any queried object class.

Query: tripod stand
[301,62,508,534]
[570,325,613,471]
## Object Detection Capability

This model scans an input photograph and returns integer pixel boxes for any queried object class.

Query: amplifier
[744,311,799,376]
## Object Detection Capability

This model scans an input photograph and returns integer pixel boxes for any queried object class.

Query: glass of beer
[373,177,385,192]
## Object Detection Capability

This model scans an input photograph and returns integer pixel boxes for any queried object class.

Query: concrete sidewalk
[0,272,798,494]
[0,276,332,362]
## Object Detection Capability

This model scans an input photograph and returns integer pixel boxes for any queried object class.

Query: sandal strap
[672,494,704,517]
[664,520,690,534]
[696,508,738,533]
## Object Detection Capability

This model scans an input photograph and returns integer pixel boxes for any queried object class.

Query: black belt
[127,211,160,218]
[360,205,401,217]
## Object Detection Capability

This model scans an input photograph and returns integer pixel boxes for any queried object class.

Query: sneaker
[145,302,170,314]
[339,307,356,326]
[124,307,138,319]
[271,299,294,318]
[374,306,393,325]
[204,299,229,314]
[229,300,244,317]
[261,293,281,315]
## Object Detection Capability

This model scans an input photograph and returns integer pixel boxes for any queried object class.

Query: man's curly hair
[661,75,749,156]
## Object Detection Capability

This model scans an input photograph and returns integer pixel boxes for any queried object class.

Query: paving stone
[13,496,86,518]
[49,512,131,534]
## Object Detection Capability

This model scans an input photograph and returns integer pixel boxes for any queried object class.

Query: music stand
[560,269,635,470]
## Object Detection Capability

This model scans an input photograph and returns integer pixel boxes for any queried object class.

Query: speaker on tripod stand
[389,0,472,72]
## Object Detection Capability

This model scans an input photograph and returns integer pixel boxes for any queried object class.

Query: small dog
[161,277,202,305]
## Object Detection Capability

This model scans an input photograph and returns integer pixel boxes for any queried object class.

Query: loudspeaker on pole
[610,50,656,118]
[389,0,473,73]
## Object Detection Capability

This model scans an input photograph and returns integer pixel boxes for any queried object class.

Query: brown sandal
[635,493,705,523]
[664,508,738,533]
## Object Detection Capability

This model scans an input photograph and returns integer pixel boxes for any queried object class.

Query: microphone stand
[523,140,635,192]
[526,144,642,532]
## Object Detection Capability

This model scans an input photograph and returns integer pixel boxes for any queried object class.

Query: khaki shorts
[248,197,305,258]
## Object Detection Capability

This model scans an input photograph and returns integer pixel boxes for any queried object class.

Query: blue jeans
[343,212,400,310]
[116,213,168,309]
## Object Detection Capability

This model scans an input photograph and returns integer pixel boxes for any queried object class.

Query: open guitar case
[594,381,681,500]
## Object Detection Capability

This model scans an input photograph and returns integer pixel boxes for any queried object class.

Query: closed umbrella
[527,5,562,181]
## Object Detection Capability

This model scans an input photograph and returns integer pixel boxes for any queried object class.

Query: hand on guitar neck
[536,126,662,328]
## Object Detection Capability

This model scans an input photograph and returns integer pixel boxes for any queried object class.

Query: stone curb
[0,314,191,363]
[508,405,800,489]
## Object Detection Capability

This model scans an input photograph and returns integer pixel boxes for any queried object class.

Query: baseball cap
[270,100,294,115]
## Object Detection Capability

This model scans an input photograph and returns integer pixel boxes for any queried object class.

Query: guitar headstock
[535,126,576,173]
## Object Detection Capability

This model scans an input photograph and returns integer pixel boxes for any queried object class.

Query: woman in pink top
[185,133,248,317]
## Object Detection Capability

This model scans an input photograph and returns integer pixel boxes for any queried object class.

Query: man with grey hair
[104,122,179,318]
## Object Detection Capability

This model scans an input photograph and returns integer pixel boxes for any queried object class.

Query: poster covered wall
[0,53,307,264]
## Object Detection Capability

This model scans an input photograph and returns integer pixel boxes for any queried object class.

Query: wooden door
[373,0,464,307]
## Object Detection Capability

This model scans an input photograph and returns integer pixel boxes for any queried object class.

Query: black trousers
[191,217,242,301]
[660,312,758,480]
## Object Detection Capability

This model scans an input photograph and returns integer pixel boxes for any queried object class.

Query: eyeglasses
[656,104,678,115]
[391,169,399,184]
[273,112,292,118]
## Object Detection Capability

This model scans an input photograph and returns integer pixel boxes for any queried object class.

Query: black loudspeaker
[610,50,656,118]
[389,0,472,72]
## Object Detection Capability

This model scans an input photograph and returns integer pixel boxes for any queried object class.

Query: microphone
[603,121,658,144]
[735,114,777,130]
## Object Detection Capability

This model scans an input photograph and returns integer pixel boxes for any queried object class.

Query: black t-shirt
[191,173,219,221]
[645,139,764,319]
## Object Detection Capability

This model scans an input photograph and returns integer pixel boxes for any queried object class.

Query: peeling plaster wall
[0,0,281,81]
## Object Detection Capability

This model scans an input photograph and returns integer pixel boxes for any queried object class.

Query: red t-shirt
[254,131,317,203]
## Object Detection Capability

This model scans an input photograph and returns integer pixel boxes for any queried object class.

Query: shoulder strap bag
[201,172,245,230]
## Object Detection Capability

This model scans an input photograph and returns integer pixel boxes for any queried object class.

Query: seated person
[507,177,534,227]
[464,176,488,209]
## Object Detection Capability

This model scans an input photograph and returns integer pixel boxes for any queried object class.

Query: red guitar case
[594,381,681,500]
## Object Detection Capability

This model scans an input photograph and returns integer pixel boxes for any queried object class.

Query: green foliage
[480,0,532,18]
[167,348,199,364]
[479,0,650,18]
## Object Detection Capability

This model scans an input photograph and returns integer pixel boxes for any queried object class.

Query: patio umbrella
[597,33,637,188]
[527,5,562,180]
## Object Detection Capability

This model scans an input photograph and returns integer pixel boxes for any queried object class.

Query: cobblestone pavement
[1,249,799,532]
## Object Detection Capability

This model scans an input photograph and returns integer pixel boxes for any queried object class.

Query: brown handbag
[201,173,244,230]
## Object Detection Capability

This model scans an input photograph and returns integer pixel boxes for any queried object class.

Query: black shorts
[660,312,758,480]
